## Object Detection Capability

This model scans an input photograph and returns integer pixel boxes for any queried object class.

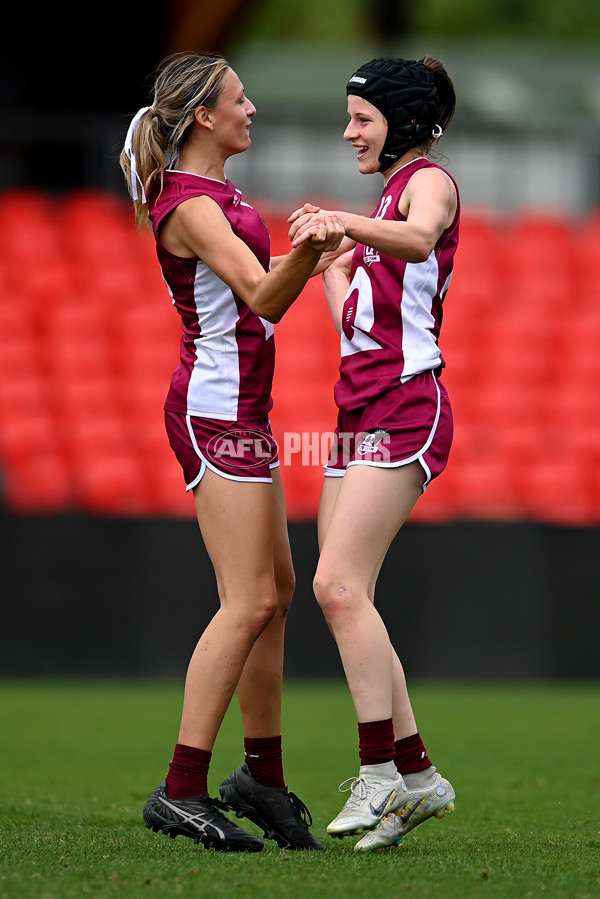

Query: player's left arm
[397,167,457,255]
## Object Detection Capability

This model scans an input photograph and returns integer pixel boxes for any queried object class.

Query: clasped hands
[288,203,345,254]
[289,203,354,276]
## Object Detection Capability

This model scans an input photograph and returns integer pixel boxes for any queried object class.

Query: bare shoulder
[162,194,231,257]
[172,194,229,229]
[407,165,456,197]
[401,165,457,227]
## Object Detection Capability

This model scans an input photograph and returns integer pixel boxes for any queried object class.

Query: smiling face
[209,67,256,157]
[344,94,388,174]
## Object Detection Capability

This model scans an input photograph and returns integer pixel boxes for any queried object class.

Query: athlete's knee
[313,573,354,625]
[222,581,279,637]
[275,565,295,618]
[246,592,279,636]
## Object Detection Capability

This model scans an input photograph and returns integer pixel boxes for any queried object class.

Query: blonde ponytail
[119,52,230,231]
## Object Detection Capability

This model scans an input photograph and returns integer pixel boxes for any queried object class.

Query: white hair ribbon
[123,106,151,203]
[432,124,443,139]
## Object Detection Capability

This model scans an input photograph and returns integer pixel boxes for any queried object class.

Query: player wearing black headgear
[346,57,441,170]
[288,53,459,853]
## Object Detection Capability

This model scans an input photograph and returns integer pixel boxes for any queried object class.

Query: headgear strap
[347,58,440,170]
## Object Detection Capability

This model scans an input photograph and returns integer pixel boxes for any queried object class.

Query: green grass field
[1,679,599,898]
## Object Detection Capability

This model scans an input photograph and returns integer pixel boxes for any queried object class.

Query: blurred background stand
[1,0,599,678]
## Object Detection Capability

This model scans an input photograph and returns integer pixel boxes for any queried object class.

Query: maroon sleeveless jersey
[149,171,275,421]
[335,157,460,412]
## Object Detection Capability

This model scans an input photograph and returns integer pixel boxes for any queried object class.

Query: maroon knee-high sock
[244,735,285,789]
[394,732,431,774]
[358,718,396,767]
[165,743,212,798]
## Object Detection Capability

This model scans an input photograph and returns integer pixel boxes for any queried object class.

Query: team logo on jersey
[233,189,242,206]
[357,429,388,455]
[362,195,391,265]
[363,245,380,265]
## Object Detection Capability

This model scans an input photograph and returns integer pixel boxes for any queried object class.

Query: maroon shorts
[164,411,279,489]
[325,371,453,491]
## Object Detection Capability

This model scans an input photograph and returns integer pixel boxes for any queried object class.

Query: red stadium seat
[3,450,72,513]
[61,413,129,469]
[520,455,593,525]
[0,406,59,462]
[144,461,197,518]
[408,470,459,522]
[52,374,117,423]
[73,448,151,516]
[0,193,599,523]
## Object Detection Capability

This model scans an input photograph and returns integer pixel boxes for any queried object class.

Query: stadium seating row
[1,188,599,524]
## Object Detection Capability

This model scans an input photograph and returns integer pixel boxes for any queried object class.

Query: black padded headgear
[346,57,439,170]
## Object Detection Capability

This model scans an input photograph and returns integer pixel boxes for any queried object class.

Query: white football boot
[354,772,455,851]
[327,762,408,837]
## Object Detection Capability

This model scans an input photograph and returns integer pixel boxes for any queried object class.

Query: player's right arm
[160,196,344,323]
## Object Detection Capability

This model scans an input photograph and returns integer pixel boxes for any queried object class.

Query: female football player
[289,55,458,850]
[120,52,343,853]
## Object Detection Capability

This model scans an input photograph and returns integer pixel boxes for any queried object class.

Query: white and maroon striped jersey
[150,171,275,421]
[335,157,460,412]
